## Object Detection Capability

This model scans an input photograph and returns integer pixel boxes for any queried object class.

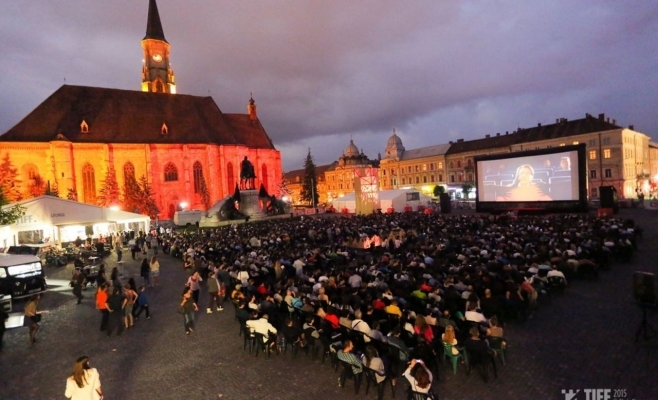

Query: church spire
[144,0,167,43]
[141,0,176,93]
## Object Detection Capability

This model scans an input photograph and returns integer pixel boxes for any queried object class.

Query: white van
[173,210,203,227]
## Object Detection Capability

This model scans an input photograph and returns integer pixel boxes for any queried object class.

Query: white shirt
[547,269,566,281]
[65,368,101,400]
[465,310,487,324]
[246,318,277,342]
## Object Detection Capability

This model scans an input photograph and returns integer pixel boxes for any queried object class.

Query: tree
[66,188,78,201]
[300,149,319,206]
[198,174,211,210]
[45,181,60,198]
[461,183,474,199]
[136,175,160,219]
[25,174,46,199]
[122,174,143,214]
[0,187,25,226]
[0,153,22,202]
[433,185,446,197]
[97,168,121,207]
[276,179,292,199]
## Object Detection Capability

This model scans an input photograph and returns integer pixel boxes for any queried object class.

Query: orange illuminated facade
[0,0,282,220]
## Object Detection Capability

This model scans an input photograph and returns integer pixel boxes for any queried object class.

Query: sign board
[354,167,380,215]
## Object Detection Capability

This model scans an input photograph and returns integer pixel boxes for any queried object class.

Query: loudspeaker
[439,193,451,214]
[599,185,618,212]
[634,271,656,305]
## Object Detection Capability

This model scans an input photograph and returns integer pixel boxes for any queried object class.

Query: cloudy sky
[1,0,657,171]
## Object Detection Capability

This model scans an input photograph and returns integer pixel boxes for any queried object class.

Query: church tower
[141,0,176,94]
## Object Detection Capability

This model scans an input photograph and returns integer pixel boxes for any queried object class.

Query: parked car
[0,254,48,307]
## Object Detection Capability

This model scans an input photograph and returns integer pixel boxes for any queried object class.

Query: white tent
[0,196,150,248]
[332,189,432,214]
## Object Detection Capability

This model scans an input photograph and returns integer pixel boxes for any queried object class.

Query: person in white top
[403,359,433,394]
[65,356,103,400]
[246,314,277,343]
[547,265,567,283]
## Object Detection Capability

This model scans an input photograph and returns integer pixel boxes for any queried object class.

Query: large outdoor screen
[475,144,587,214]
[477,150,580,202]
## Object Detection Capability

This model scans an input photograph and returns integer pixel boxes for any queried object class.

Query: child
[134,285,150,320]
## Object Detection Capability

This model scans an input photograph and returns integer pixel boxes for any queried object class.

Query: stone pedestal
[240,190,266,220]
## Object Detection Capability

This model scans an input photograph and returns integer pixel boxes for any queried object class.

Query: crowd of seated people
[158,211,639,395]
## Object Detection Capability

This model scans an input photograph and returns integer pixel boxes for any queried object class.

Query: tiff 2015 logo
[562,389,628,400]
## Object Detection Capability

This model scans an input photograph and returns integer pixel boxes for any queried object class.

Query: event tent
[332,189,432,214]
[0,196,150,248]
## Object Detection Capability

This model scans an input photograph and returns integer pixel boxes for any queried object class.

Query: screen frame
[475,144,587,213]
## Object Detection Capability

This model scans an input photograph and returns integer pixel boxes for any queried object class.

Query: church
[0,0,282,220]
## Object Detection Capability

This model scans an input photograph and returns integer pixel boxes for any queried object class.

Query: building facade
[0,0,282,219]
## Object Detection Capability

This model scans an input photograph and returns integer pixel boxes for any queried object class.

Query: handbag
[33,314,42,323]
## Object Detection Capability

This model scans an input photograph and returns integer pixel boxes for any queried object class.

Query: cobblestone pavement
[1,209,657,400]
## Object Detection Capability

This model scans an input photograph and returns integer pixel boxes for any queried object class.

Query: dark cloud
[1,0,656,171]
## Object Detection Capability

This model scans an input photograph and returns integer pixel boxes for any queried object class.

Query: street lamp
[180,201,189,210]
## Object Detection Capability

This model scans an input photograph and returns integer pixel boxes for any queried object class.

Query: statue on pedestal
[240,156,256,190]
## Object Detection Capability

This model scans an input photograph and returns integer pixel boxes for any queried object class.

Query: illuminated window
[604,149,611,159]
[82,163,96,204]
[573,141,579,145]
[164,163,178,181]
[438,162,443,169]
[605,169,612,178]
[589,150,597,160]
[227,163,235,190]
[559,143,566,147]
[193,162,203,194]
[422,164,427,171]
[123,162,135,185]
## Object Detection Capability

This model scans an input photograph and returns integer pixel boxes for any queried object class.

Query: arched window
[467,159,472,167]
[193,162,203,194]
[227,162,235,191]
[261,164,268,190]
[82,163,96,204]
[449,161,454,169]
[154,80,164,93]
[22,164,39,181]
[164,163,178,182]
[124,162,135,186]
[457,160,462,168]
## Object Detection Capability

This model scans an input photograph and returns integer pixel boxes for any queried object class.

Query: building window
[559,143,565,147]
[438,162,443,170]
[407,166,412,173]
[467,159,472,167]
[589,150,597,160]
[227,163,235,190]
[422,164,427,171]
[589,139,596,146]
[415,177,420,184]
[339,183,343,190]
[82,163,96,204]
[392,179,397,187]
[193,162,203,194]
[123,162,135,186]
[423,176,427,183]
[449,161,454,168]
[450,175,455,183]
[590,170,597,179]
[439,174,443,181]
[605,168,612,178]
[429,163,434,171]
[604,149,611,159]
[382,170,386,176]
[457,160,462,168]
[80,120,89,133]
[458,174,463,182]
[573,141,579,145]
[468,173,473,182]
[401,178,405,185]
[430,174,435,182]
[591,187,598,198]
[603,137,610,145]
[164,163,178,181]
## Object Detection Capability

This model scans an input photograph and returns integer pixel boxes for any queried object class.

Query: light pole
[311,178,316,208]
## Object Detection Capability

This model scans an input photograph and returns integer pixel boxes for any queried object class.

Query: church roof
[144,0,167,43]
[0,85,276,149]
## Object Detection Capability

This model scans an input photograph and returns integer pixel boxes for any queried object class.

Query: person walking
[115,240,123,263]
[150,256,161,286]
[24,294,41,345]
[71,268,86,305]
[206,270,221,314]
[180,287,198,335]
[95,284,110,332]
[64,355,103,400]
[186,271,202,305]
[150,235,159,256]
[134,285,150,320]
[105,288,124,337]
[139,258,151,287]
[123,283,137,330]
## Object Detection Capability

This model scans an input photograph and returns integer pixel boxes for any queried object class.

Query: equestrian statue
[240,156,256,190]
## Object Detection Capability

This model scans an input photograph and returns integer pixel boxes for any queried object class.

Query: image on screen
[477,150,580,202]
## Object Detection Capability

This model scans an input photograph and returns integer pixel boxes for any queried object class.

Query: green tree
[122,174,143,213]
[0,187,26,226]
[97,168,121,207]
[0,153,22,202]
[300,149,319,206]
[134,175,159,219]
[461,183,474,199]
[433,185,446,197]
[198,174,211,210]
[66,188,78,201]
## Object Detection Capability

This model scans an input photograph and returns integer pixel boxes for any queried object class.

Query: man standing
[71,269,86,305]
[105,288,124,337]
[96,284,110,332]
[206,270,221,314]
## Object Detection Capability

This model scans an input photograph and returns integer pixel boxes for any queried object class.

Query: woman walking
[24,294,41,345]
[180,287,198,335]
[65,355,103,400]
[186,271,202,305]
[150,256,161,286]
[140,258,151,287]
